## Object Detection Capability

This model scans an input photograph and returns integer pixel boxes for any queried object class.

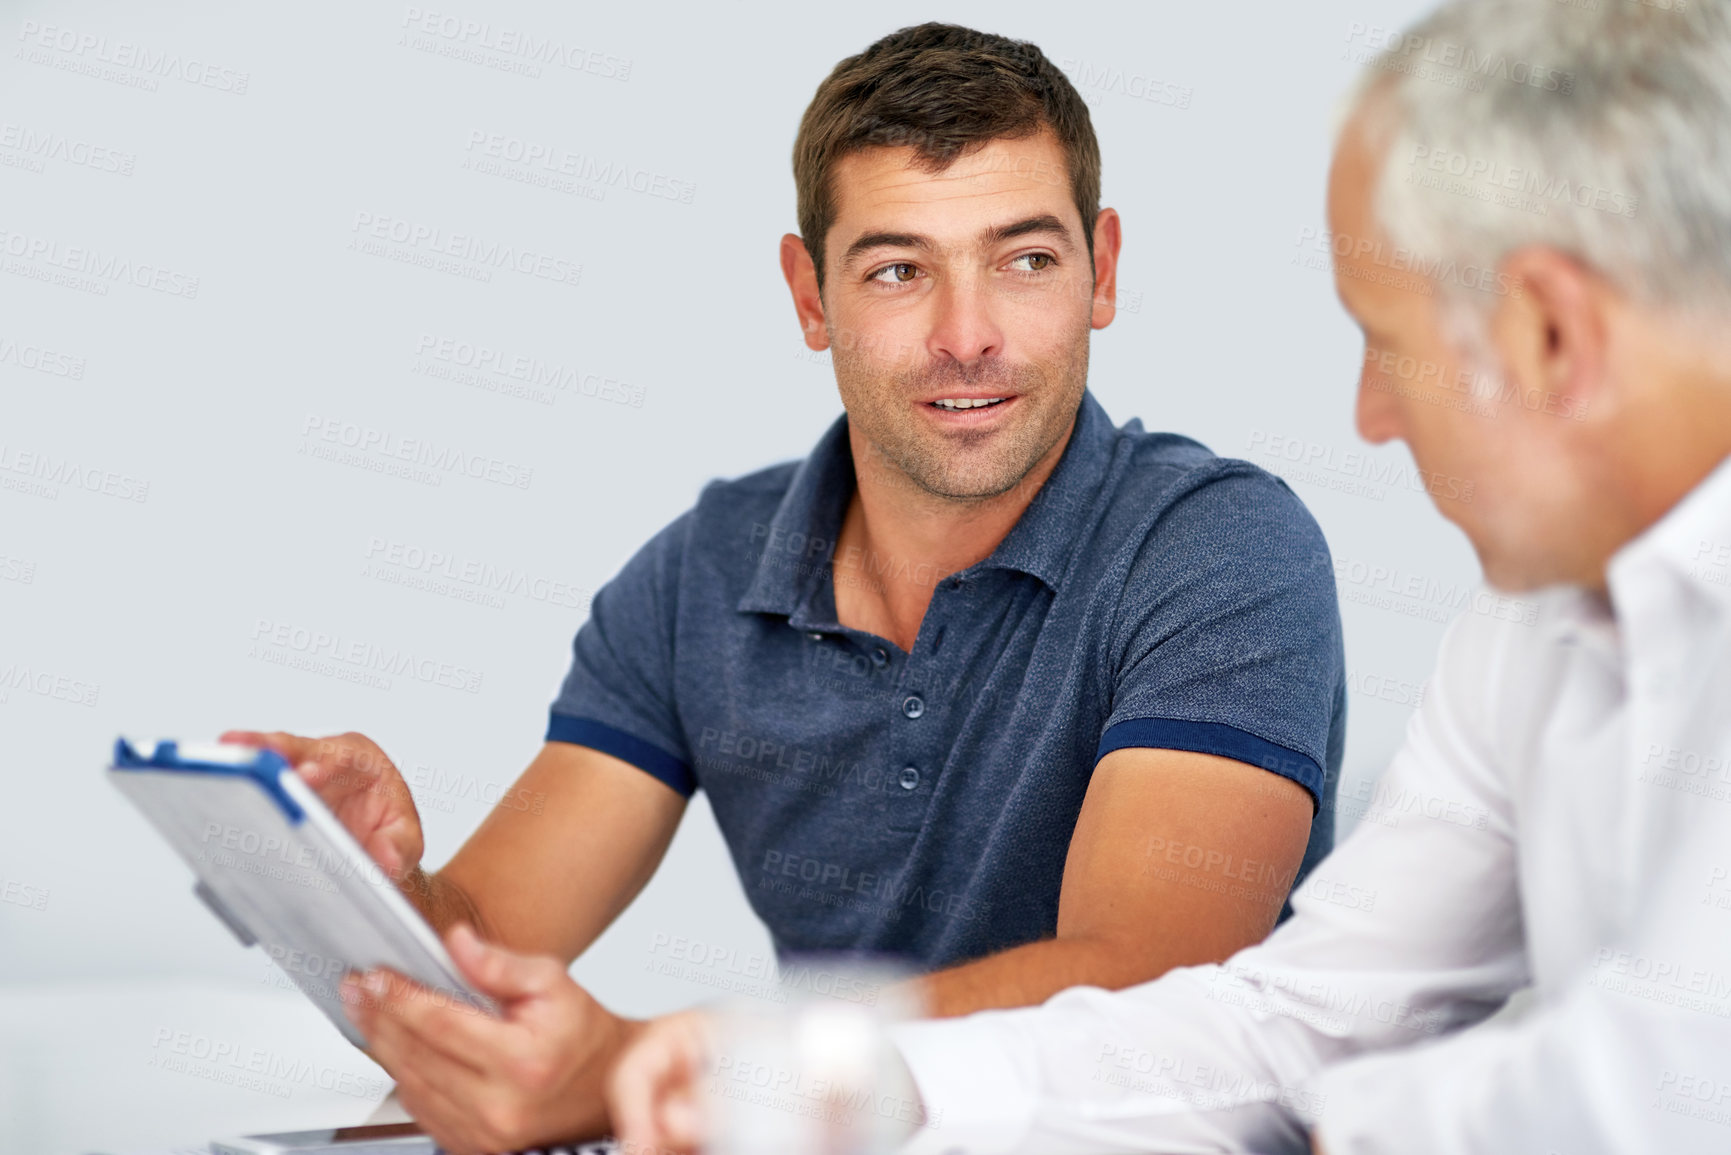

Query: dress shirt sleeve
[892,612,1532,1155]
[1311,976,1731,1154]
[1310,687,1731,1153]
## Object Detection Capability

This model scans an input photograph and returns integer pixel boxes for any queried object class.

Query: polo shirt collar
[736,414,855,617]
[975,391,1119,590]
[736,391,1120,617]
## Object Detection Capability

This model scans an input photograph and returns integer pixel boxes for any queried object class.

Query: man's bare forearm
[395,865,493,941]
[902,935,1149,1019]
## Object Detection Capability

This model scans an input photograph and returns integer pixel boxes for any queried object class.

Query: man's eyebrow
[982,213,1072,247]
[842,231,933,267]
[840,214,1075,270]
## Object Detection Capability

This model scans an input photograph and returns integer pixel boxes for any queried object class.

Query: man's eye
[870,263,920,284]
[1009,253,1054,273]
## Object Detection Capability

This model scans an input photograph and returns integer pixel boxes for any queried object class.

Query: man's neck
[831,416,1076,652]
[1552,345,1731,599]
[1593,325,1731,588]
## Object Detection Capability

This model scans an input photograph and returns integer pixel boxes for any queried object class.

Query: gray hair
[1352,0,1731,342]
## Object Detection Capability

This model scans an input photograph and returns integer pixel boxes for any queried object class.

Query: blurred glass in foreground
[699,958,926,1155]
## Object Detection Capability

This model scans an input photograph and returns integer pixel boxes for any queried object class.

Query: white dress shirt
[892,455,1731,1154]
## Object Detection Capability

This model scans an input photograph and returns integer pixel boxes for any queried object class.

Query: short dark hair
[793,23,1101,292]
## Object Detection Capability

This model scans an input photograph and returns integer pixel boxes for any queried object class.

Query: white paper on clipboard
[108,737,498,1047]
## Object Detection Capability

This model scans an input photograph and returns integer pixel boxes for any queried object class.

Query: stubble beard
[832,337,1090,503]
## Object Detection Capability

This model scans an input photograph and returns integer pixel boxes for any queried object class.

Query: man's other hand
[608,1009,717,1155]
[341,924,639,1155]
[609,1006,927,1155]
[220,729,423,877]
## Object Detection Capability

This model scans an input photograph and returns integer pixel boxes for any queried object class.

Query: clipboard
[108,737,498,1046]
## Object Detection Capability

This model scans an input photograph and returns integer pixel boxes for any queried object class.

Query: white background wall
[0,0,1456,1032]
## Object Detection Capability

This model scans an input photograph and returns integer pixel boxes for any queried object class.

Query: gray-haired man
[612,1,1731,1151]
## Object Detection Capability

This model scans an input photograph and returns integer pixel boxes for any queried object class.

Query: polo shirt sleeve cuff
[889,1015,1037,1155]
[1096,718,1324,809]
[545,712,696,796]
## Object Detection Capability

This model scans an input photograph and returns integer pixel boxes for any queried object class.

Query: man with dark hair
[793,23,1103,292]
[229,23,1345,1153]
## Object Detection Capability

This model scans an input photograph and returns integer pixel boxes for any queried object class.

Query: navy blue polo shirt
[548,391,1346,971]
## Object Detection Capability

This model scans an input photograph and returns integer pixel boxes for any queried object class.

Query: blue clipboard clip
[111,736,305,822]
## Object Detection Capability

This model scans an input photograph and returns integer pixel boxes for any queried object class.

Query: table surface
[0,979,405,1155]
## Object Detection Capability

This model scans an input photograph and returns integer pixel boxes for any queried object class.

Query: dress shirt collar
[1608,450,1731,625]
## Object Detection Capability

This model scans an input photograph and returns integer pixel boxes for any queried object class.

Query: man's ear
[780,233,829,351]
[1090,208,1124,331]
[1489,247,1609,422]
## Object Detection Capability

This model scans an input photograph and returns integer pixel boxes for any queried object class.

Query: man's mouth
[929,397,1009,411]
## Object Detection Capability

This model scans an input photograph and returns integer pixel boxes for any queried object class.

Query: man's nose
[926,277,1004,368]
[1355,360,1402,445]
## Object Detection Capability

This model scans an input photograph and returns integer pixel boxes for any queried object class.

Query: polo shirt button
[899,766,921,790]
[806,632,823,641]
[901,695,925,719]
[872,647,890,668]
